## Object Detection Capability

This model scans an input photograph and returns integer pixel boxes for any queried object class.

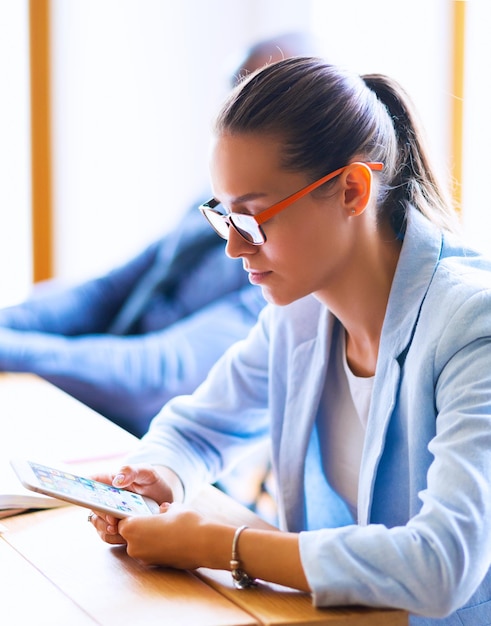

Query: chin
[262,288,302,307]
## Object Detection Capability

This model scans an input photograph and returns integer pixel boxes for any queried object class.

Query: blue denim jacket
[0,204,265,435]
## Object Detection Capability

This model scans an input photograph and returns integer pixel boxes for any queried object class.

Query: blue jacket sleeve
[0,241,160,335]
[0,286,265,437]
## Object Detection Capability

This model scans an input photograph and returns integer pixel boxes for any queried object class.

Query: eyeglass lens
[203,208,263,244]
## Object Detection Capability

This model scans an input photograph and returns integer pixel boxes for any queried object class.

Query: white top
[319,327,374,518]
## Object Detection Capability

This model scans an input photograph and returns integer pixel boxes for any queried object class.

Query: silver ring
[87,513,94,523]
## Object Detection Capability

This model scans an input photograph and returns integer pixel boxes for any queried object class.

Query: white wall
[50,0,313,282]
[312,0,452,197]
[49,0,458,284]
[0,0,31,307]
[460,0,491,255]
[2,0,481,305]
[312,0,491,256]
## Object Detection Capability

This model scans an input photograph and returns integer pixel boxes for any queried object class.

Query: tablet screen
[29,461,154,516]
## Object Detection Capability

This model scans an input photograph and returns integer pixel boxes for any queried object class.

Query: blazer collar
[358,207,444,523]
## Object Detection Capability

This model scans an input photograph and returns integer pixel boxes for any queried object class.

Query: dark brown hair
[214,57,457,235]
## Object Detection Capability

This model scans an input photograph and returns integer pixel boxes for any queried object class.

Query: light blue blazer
[132,208,491,625]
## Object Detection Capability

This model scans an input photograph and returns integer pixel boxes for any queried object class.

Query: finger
[112,464,158,489]
[112,465,139,488]
[89,472,118,485]
[88,511,127,545]
[100,530,127,545]
[104,513,121,527]
[90,510,120,528]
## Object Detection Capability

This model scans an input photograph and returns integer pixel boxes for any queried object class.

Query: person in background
[0,32,317,439]
[90,57,491,624]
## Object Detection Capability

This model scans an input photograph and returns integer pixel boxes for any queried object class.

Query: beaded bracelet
[230,525,257,589]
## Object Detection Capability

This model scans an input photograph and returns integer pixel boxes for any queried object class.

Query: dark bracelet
[230,525,257,589]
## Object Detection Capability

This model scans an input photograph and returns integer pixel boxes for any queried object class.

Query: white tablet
[10,459,160,518]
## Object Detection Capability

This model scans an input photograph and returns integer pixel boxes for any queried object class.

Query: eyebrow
[226,191,269,207]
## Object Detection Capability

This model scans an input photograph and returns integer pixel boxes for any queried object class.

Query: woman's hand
[88,476,307,590]
[102,464,178,503]
[88,464,184,546]
[92,497,234,571]
[120,503,230,569]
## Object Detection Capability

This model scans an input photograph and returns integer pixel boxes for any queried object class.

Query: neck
[315,220,402,377]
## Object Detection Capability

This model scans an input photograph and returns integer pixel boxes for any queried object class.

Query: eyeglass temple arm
[255,162,383,226]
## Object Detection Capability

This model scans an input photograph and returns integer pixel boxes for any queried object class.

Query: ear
[340,162,372,217]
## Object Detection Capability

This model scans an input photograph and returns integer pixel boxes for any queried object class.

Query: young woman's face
[209,132,360,306]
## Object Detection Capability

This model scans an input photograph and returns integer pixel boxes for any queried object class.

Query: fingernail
[113,474,125,485]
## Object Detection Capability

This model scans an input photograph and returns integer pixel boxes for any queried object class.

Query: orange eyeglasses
[199,162,384,245]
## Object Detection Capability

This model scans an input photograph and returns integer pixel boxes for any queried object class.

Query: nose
[225,226,257,259]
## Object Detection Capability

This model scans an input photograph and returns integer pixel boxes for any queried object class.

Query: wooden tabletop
[0,375,408,625]
[1,495,407,626]
[0,505,255,626]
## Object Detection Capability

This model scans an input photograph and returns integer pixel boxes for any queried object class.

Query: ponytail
[362,74,459,234]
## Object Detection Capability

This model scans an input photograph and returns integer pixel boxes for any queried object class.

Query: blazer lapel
[278,309,335,531]
[358,208,444,524]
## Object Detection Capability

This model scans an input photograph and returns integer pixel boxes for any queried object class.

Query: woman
[90,58,491,624]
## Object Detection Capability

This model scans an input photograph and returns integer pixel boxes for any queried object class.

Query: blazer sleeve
[126,303,272,498]
[299,291,491,618]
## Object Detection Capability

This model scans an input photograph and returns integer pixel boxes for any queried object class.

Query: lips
[246,269,271,285]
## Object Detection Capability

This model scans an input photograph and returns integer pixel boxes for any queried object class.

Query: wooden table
[0,375,408,625]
